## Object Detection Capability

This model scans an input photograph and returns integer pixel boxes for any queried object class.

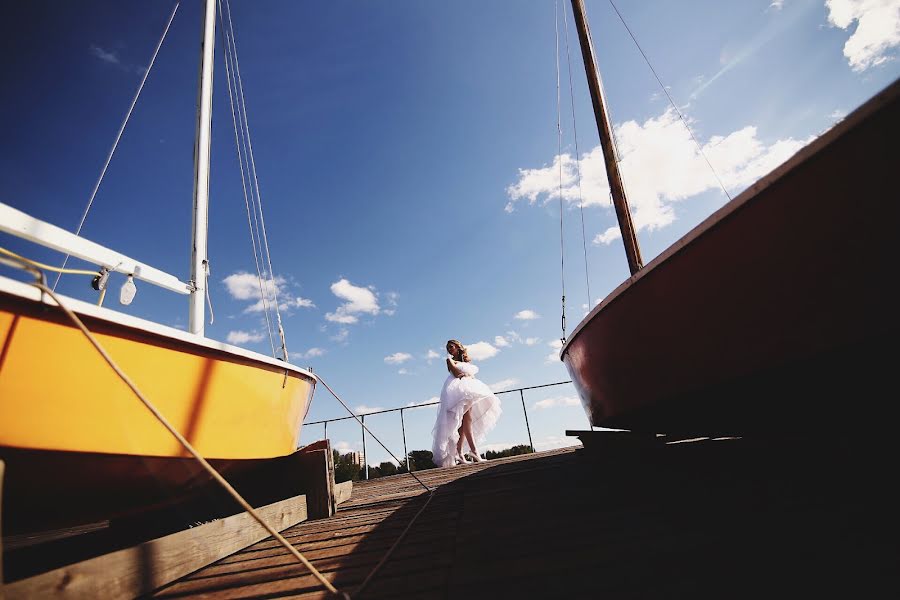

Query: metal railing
[305,380,574,479]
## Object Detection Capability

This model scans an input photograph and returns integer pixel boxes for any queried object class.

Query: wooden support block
[566,429,664,456]
[0,493,307,599]
[297,440,335,519]
[334,480,353,506]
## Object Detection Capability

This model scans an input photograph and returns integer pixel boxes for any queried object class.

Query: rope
[222,0,289,361]
[314,375,435,597]
[217,1,277,357]
[53,2,180,291]
[0,247,97,276]
[554,1,567,343]
[606,0,732,201]
[354,491,435,597]
[25,278,341,596]
[561,1,592,308]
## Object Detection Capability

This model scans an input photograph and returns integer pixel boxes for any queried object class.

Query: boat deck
[151,437,897,599]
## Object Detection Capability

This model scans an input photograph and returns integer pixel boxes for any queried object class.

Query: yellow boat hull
[0,286,315,460]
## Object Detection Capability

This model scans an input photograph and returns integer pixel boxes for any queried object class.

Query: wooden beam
[334,481,353,506]
[0,493,308,598]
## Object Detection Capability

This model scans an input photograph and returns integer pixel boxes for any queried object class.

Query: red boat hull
[562,79,900,436]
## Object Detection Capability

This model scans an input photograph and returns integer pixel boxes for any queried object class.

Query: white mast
[190,0,217,336]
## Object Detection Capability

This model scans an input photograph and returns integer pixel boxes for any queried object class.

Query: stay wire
[217,1,277,357]
[53,2,180,292]
[223,0,289,360]
[561,0,592,308]
[315,375,432,494]
[555,1,567,343]
[607,0,732,201]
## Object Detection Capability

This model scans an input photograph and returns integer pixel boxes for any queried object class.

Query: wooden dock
[150,437,897,598]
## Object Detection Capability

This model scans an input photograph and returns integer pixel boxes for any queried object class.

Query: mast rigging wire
[53,2,181,292]
[561,0,593,308]
[555,1,567,343]
[606,0,732,201]
[222,0,289,360]
[218,3,277,357]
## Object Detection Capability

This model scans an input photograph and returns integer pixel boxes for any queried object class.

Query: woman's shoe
[468,451,486,463]
[456,453,471,464]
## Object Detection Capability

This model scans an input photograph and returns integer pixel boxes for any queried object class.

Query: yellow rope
[30,281,342,596]
[0,246,97,276]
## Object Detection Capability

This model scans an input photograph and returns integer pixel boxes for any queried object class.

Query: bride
[431,339,502,467]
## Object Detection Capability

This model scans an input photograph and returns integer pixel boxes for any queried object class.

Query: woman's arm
[446,358,468,379]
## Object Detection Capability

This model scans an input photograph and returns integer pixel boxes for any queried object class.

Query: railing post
[520,389,535,452]
[400,408,410,472]
[361,414,368,480]
[324,420,328,441]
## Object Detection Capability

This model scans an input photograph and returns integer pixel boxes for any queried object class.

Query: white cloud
[332,440,357,453]
[533,435,582,451]
[355,405,385,415]
[768,0,784,10]
[524,337,540,346]
[407,396,439,407]
[489,378,519,392]
[534,395,581,410]
[826,0,900,71]
[90,45,120,65]
[384,352,413,365]
[514,309,540,320]
[226,330,264,345]
[829,108,847,121]
[545,339,563,364]
[481,442,517,453]
[223,272,315,315]
[425,349,441,363]
[290,347,325,361]
[325,278,380,324]
[397,368,409,375]
[331,328,349,342]
[465,341,500,361]
[493,335,510,347]
[507,110,812,242]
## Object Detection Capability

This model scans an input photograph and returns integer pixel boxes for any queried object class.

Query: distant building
[346,451,362,466]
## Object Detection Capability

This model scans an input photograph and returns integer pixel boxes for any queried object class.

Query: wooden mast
[570,0,643,275]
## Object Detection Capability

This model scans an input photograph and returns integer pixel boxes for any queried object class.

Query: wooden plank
[1,493,308,599]
[335,481,352,506]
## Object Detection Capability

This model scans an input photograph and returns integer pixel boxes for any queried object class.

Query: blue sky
[2,0,898,466]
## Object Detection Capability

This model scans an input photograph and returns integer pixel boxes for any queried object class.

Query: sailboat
[560,0,900,437]
[0,1,317,535]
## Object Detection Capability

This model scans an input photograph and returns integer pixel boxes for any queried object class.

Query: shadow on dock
[150,435,898,598]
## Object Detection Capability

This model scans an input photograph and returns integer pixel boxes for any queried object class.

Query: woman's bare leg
[462,411,485,461]
[455,422,469,463]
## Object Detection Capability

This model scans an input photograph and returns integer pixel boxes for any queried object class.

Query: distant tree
[334,461,360,483]
[484,444,533,460]
[407,450,437,471]
[378,461,398,476]
[333,450,362,483]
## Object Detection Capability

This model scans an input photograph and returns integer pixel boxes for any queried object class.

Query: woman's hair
[446,339,468,361]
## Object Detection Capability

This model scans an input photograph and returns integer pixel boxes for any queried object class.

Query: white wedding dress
[431,361,502,468]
